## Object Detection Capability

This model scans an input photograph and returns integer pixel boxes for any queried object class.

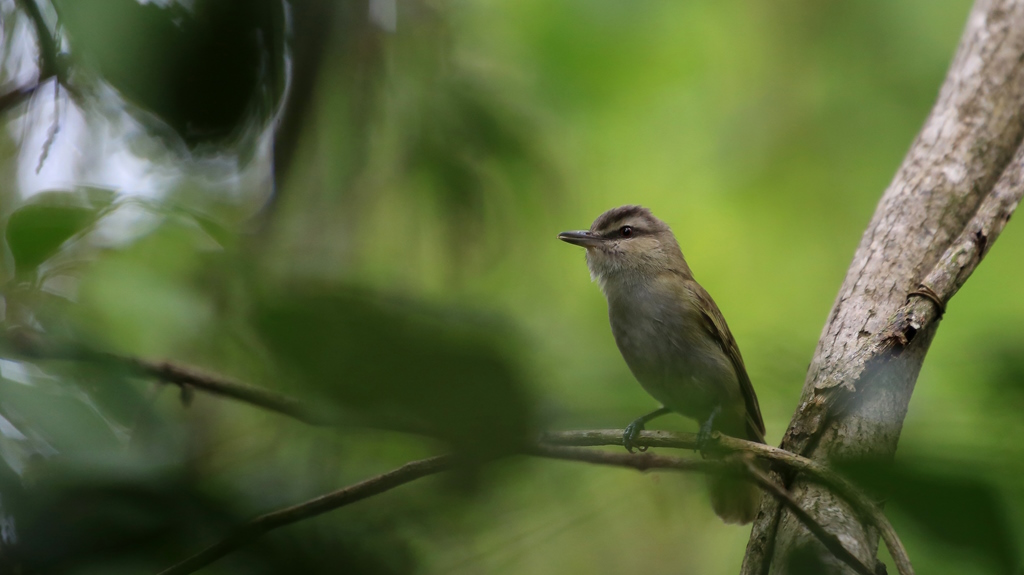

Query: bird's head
[558,205,689,286]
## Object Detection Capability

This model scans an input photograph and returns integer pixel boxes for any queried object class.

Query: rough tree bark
[742,1,1024,573]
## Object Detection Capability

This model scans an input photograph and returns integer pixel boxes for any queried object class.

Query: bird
[558,205,765,524]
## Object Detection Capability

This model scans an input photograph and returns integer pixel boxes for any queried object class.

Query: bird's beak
[558,230,602,248]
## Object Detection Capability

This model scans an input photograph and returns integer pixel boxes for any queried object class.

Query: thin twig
[530,443,723,473]
[0,332,331,425]
[156,455,454,575]
[17,0,59,79]
[159,446,881,575]
[125,357,331,425]
[0,1,61,118]
[740,459,875,575]
[533,442,877,568]
[541,429,913,575]
[0,82,43,115]
[0,336,911,574]
[3,1,81,120]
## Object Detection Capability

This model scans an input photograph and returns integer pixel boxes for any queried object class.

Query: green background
[1,0,1021,573]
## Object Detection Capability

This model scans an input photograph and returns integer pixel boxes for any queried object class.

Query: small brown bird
[559,205,765,524]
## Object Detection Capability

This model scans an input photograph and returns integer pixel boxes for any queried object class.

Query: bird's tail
[707,419,764,524]
[707,470,761,524]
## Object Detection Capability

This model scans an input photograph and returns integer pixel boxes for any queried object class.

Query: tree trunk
[742,1,1024,572]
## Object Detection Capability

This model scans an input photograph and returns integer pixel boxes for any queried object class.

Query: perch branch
[542,430,913,575]
[160,445,879,575]
[0,334,914,575]
[740,460,875,575]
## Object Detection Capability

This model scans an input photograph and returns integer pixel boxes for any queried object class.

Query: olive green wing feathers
[690,282,766,443]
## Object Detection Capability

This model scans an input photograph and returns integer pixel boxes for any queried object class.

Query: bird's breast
[604,279,735,418]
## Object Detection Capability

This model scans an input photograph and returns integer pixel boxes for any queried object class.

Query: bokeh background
[0,0,1021,573]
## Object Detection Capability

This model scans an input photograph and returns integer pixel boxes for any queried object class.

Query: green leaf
[72,223,215,358]
[0,374,122,454]
[839,458,1020,574]
[5,189,115,275]
[253,288,535,459]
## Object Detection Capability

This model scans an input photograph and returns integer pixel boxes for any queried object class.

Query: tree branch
[0,0,62,117]
[0,332,331,425]
[17,0,59,80]
[0,83,44,116]
[882,142,1024,348]
[126,358,330,425]
[159,444,884,575]
[534,446,876,575]
[744,0,1024,571]
[0,334,915,575]
[543,430,913,575]
[156,455,455,575]
[741,460,875,575]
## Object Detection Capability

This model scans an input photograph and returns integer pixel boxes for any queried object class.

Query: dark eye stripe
[598,224,641,238]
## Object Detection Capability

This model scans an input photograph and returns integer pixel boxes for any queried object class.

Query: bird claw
[696,425,713,458]
[696,406,721,458]
[623,407,670,453]
[623,419,646,453]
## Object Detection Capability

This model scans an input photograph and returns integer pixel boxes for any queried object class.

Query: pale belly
[608,297,740,424]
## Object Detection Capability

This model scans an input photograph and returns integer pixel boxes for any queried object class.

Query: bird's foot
[622,407,670,453]
[623,418,649,453]
[696,406,722,458]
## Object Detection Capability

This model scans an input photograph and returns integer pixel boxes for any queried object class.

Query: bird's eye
[620,226,634,237]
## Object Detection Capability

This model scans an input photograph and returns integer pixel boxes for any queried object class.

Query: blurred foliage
[5,188,114,276]
[254,288,533,457]
[839,458,1019,574]
[56,0,286,151]
[0,0,1021,574]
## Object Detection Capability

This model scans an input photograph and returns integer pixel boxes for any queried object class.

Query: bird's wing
[690,282,766,443]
